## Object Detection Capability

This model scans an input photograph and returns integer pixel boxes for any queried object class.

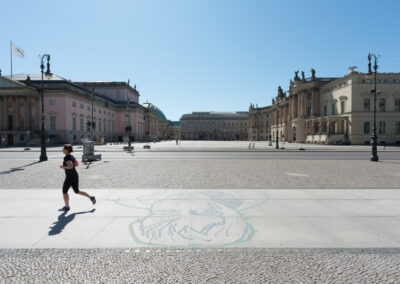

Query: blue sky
[1,0,400,120]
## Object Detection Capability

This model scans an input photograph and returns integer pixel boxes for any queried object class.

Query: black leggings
[62,176,79,194]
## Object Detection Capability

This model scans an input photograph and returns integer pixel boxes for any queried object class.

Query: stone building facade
[0,74,170,146]
[248,105,272,141]
[180,111,248,140]
[269,68,400,145]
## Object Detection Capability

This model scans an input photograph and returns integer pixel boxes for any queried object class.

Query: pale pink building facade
[0,74,169,146]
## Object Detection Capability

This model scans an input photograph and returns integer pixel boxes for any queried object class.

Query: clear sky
[1,0,400,120]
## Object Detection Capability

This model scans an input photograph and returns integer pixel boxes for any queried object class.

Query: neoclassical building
[180,111,248,140]
[248,105,272,141]
[268,68,400,144]
[0,74,170,146]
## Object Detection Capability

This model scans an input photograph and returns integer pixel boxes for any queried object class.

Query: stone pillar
[0,97,3,130]
[327,120,330,136]
[3,96,8,130]
[35,98,40,130]
[14,97,20,130]
[27,96,32,129]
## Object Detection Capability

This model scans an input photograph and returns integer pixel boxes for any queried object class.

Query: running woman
[59,144,96,212]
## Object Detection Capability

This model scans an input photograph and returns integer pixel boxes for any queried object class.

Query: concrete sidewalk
[1,189,400,249]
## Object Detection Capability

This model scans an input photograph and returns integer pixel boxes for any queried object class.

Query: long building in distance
[250,67,400,145]
[0,74,173,146]
[180,111,248,140]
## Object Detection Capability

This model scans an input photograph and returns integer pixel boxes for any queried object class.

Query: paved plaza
[1,143,400,283]
[1,188,400,248]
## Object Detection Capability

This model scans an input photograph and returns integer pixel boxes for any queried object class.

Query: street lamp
[39,54,52,162]
[126,97,132,148]
[368,53,379,162]
[275,100,280,149]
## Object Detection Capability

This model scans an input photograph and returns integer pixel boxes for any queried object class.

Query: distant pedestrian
[59,144,96,212]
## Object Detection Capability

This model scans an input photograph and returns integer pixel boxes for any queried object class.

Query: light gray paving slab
[0,189,400,249]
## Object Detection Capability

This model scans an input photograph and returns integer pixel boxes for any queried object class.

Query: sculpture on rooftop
[301,71,305,81]
[277,86,284,97]
[294,71,300,81]
[25,75,31,86]
[311,68,316,79]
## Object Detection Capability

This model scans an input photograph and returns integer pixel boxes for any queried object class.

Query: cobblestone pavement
[1,159,400,189]
[0,248,399,283]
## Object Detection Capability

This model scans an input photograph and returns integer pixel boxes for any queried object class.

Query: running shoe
[58,206,70,212]
[90,196,96,205]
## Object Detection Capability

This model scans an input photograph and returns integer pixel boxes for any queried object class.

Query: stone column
[14,97,20,130]
[327,120,330,136]
[35,98,40,130]
[24,96,28,130]
[27,96,32,129]
[4,96,8,130]
[0,97,3,130]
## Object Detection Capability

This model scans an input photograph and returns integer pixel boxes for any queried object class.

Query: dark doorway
[7,134,14,146]
[8,115,13,130]
[293,127,297,142]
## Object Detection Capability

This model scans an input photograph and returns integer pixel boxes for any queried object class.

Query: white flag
[12,42,25,58]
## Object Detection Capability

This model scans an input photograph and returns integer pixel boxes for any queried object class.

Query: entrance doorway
[293,126,297,142]
[8,115,13,130]
[7,134,14,146]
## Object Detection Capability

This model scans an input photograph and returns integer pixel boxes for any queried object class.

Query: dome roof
[142,102,167,120]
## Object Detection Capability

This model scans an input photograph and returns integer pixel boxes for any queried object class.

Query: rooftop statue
[294,71,300,81]
[277,86,284,97]
[311,68,316,79]
[301,71,305,81]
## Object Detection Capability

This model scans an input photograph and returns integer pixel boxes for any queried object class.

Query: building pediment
[0,76,28,88]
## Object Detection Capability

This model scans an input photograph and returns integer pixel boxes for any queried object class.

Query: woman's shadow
[48,209,96,236]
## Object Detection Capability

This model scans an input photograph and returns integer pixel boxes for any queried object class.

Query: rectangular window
[72,102,77,107]
[80,104,84,109]
[364,121,370,134]
[364,99,370,112]
[396,122,400,134]
[323,105,327,116]
[99,121,101,132]
[87,106,90,111]
[331,103,336,115]
[72,117,76,131]
[395,99,400,112]
[80,118,84,131]
[340,101,345,113]
[50,116,56,130]
[379,121,386,134]
[307,105,312,116]
[379,99,386,112]
[49,99,56,105]
[104,121,106,132]
[307,92,312,100]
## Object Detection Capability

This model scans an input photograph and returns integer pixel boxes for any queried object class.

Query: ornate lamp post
[368,53,379,162]
[39,54,52,162]
[126,97,132,148]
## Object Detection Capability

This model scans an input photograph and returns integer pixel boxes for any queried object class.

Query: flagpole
[10,41,13,79]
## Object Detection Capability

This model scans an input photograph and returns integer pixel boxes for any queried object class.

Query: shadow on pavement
[0,161,40,175]
[48,208,96,236]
